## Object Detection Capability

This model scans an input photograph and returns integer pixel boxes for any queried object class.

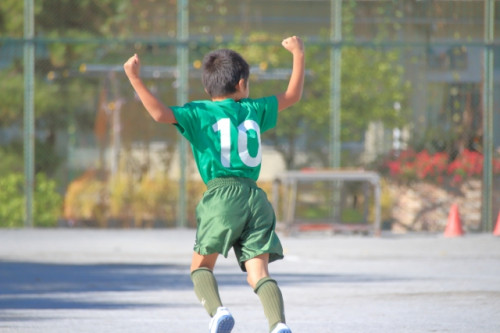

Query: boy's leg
[245,254,287,332]
[190,252,222,316]
[191,252,235,332]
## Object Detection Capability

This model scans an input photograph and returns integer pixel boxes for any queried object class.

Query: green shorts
[194,177,284,271]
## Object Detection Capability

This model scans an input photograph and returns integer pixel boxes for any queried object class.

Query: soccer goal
[272,170,381,236]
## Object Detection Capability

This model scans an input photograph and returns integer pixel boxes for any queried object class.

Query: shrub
[0,173,23,227]
[383,149,500,186]
[64,170,109,227]
[63,170,202,227]
[34,173,63,227]
[0,173,62,228]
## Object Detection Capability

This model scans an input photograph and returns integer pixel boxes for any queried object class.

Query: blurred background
[0,0,499,233]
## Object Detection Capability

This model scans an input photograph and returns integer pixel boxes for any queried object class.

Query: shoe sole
[212,315,234,333]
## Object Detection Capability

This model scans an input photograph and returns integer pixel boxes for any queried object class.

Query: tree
[0,0,128,176]
[225,32,411,169]
[1,0,411,174]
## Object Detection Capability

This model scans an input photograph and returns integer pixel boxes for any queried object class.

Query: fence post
[176,0,189,228]
[482,0,494,232]
[23,0,35,228]
[330,0,342,169]
[330,0,343,221]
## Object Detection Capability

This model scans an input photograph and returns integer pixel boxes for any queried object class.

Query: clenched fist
[123,54,141,79]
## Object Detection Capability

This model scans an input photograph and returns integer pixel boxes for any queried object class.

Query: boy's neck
[212,93,244,102]
[212,98,241,102]
[211,84,248,102]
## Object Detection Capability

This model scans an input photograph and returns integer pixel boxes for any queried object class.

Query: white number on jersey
[212,118,262,168]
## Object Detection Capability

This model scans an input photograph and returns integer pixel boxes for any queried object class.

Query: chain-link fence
[1,0,499,232]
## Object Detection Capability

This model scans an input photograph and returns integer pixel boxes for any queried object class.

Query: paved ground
[0,229,499,333]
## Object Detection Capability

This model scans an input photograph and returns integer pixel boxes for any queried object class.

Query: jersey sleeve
[170,103,197,142]
[248,96,279,133]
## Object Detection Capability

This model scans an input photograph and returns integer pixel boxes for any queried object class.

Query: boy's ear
[236,78,246,91]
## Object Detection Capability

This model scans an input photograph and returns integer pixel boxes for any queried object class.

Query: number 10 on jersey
[212,118,262,168]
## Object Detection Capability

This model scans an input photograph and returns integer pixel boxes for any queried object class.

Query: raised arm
[123,54,177,124]
[276,36,305,112]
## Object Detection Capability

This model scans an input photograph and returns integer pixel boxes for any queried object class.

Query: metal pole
[109,73,122,179]
[176,0,189,228]
[330,0,342,222]
[23,0,35,228]
[330,0,342,169]
[482,0,494,232]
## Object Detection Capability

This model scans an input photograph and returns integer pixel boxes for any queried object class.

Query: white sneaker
[209,307,234,333]
[271,323,292,333]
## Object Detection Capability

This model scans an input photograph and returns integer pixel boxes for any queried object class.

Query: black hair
[201,49,250,98]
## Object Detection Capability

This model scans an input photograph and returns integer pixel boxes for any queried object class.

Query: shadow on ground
[0,260,405,310]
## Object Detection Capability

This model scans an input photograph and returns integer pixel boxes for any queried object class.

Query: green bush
[0,173,23,227]
[34,173,63,227]
[0,147,23,175]
[0,173,62,228]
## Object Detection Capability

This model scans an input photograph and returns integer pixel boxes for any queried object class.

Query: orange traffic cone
[444,203,464,237]
[493,211,500,237]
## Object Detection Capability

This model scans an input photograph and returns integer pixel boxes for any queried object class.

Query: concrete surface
[0,229,499,332]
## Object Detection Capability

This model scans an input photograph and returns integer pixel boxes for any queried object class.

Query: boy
[123,36,305,333]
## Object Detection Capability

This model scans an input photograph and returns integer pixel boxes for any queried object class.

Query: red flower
[383,148,500,186]
[452,174,463,185]
[387,161,401,176]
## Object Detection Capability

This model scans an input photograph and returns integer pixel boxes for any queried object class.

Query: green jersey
[171,96,278,184]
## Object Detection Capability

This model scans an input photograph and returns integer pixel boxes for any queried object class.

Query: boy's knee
[247,274,265,289]
[247,274,257,289]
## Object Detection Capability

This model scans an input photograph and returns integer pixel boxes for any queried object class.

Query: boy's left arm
[276,36,305,112]
[123,54,177,124]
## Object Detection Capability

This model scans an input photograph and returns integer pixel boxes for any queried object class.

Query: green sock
[254,277,286,331]
[190,267,223,317]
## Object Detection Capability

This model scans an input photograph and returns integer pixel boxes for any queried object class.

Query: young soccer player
[124,36,305,333]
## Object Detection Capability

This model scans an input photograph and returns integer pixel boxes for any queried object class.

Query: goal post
[272,170,382,236]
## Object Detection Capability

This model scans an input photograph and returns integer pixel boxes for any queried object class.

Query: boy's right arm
[123,54,177,124]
